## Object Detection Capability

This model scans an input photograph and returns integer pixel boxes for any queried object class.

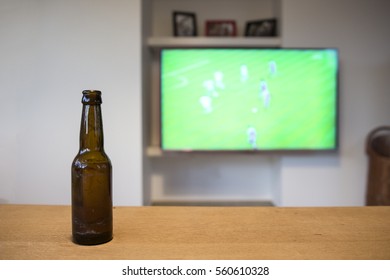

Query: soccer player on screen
[269,60,277,77]
[199,95,213,113]
[259,80,271,108]
[240,65,249,82]
[214,71,225,90]
[203,79,218,97]
[247,126,258,149]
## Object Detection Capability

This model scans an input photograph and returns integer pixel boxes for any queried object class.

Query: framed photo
[205,20,237,37]
[173,11,197,36]
[245,19,277,37]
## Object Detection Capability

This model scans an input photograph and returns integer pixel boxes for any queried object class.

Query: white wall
[0,0,143,205]
[280,0,390,206]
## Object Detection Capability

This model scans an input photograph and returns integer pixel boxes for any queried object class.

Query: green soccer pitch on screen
[160,48,339,152]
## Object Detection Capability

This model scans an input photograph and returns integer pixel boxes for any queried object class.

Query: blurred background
[1,0,389,206]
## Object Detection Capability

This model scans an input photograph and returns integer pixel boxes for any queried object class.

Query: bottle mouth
[82,90,102,104]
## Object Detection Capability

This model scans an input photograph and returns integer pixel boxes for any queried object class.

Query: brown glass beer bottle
[71,90,113,245]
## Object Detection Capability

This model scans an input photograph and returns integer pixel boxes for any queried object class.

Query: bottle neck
[79,104,104,152]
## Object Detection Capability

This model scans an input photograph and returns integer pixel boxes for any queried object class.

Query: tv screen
[160,48,339,152]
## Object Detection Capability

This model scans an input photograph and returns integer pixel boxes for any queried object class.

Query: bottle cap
[82,90,102,104]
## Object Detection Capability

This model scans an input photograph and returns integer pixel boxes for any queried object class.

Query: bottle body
[71,90,112,245]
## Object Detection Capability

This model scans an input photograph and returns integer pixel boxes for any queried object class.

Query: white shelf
[146,146,163,157]
[147,37,282,48]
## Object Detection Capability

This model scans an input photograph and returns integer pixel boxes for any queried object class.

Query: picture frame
[173,11,197,36]
[205,20,237,37]
[245,19,277,37]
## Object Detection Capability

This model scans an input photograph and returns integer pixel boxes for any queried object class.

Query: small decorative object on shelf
[245,18,277,37]
[205,20,237,36]
[173,11,197,36]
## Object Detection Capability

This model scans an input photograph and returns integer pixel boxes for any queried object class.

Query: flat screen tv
[159,48,339,152]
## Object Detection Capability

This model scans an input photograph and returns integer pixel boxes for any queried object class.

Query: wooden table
[0,205,389,259]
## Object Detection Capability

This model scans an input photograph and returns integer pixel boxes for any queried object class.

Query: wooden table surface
[0,205,389,260]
